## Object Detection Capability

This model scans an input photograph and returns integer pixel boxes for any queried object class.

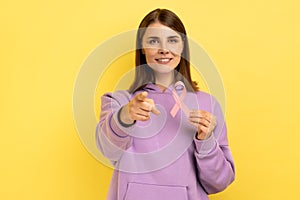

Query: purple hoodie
[96,82,235,200]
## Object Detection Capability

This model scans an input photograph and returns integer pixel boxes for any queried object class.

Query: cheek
[173,56,182,67]
[172,47,183,61]
[144,48,157,60]
[169,45,183,56]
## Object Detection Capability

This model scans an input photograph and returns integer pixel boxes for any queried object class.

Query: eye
[168,39,179,43]
[148,39,159,44]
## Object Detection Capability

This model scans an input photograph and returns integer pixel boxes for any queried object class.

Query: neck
[154,72,175,91]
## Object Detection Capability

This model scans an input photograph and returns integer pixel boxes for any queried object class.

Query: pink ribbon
[170,81,189,118]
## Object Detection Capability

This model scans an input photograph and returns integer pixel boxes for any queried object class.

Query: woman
[96,8,235,200]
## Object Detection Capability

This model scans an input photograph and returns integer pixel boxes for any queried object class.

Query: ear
[142,48,145,54]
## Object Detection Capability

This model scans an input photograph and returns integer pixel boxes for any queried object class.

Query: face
[142,22,184,75]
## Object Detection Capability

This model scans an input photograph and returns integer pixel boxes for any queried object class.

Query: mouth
[155,58,173,64]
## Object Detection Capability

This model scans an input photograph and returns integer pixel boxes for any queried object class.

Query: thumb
[151,105,161,115]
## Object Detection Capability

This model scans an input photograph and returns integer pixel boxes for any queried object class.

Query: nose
[158,41,170,54]
[158,47,170,55]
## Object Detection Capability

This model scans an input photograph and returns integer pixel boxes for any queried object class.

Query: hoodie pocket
[124,182,188,200]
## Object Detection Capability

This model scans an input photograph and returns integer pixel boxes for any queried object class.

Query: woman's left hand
[189,110,217,140]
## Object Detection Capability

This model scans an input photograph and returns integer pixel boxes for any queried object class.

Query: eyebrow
[146,36,159,40]
[168,36,180,39]
[146,36,180,39]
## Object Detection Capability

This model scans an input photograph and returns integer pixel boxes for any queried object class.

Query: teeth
[158,58,170,62]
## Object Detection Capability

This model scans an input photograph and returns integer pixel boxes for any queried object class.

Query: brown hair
[128,8,198,93]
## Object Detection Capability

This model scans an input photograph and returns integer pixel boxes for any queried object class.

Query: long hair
[128,8,199,93]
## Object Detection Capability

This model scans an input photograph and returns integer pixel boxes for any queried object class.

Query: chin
[149,63,176,73]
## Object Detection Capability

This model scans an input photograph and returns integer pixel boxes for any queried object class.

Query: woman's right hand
[120,91,160,124]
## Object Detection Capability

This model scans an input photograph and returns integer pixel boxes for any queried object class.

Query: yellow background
[1,0,300,199]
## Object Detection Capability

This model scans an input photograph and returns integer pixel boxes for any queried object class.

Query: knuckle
[128,107,133,113]
[148,99,154,104]
[129,106,135,113]
[129,113,135,120]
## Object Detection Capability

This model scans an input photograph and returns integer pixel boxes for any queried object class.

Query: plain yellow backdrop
[1,0,300,199]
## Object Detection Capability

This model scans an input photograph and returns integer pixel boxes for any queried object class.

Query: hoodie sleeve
[193,95,235,194]
[95,90,134,165]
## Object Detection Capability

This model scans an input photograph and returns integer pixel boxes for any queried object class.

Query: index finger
[136,91,148,101]
[189,110,209,118]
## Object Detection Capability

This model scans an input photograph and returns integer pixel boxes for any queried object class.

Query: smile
[155,58,173,64]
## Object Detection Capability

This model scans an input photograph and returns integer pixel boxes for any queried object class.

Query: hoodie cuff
[194,133,217,156]
[110,108,135,138]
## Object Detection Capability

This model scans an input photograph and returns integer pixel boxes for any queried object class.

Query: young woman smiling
[96,8,235,200]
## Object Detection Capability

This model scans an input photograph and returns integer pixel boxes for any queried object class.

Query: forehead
[143,22,181,38]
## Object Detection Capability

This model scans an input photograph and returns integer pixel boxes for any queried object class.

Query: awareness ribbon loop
[170,81,190,118]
